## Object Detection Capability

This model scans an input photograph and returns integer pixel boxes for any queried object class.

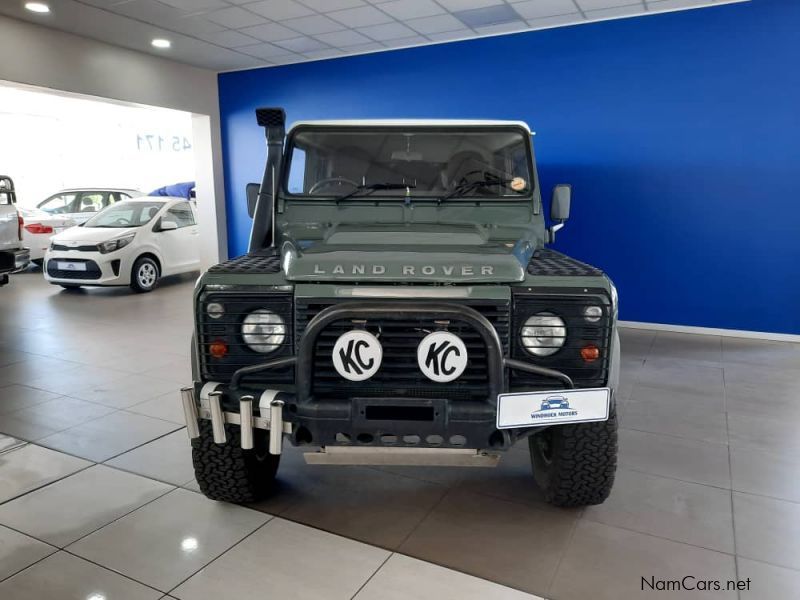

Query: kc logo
[332,330,382,382]
[417,331,469,383]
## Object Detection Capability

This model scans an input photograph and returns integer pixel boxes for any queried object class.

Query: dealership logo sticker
[417,331,468,383]
[332,330,382,381]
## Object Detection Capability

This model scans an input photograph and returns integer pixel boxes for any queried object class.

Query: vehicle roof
[288,119,533,134]
[120,196,188,203]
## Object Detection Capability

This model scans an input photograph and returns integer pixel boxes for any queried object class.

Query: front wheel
[529,405,618,507]
[130,256,159,293]
[192,420,280,503]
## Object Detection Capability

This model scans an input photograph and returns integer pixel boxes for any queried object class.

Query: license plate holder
[496,388,610,429]
[57,261,87,271]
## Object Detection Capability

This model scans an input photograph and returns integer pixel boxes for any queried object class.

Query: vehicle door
[0,177,20,251]
[69,191,107,224]
[154,203,199,272]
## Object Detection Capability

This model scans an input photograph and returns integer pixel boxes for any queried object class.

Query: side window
[287,148,306,193]
[106,192,122,206]
[165,205,195,228]
[40,193,77,214]
[77,192,106,213]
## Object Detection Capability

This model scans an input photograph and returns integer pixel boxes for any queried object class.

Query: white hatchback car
[44,197,200,292]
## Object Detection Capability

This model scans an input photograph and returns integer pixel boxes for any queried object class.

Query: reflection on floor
[1,270,799,599]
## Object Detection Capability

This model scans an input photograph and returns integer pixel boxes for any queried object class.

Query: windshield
[84,201,164,228]
[284,127,533,200]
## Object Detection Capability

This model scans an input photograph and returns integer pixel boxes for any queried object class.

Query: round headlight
[583,305,603,323]
[242,309,286,354]
[206,302,224,319]
[521,312,566,357]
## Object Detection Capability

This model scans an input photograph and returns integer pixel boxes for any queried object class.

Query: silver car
[37,188,141,225]
[0,176,31,286]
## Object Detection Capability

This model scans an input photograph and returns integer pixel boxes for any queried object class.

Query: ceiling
[0,0,744,71]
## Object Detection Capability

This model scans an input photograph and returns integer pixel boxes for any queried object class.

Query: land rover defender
[1,176,31,286]
[182,108,619,507]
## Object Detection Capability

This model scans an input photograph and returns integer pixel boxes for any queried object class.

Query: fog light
[581,344,600,362]
[583,305,603,322]
[209,339,228,358]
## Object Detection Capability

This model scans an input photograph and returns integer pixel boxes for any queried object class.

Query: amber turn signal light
[580,344,600,362]
[209,339,228,359]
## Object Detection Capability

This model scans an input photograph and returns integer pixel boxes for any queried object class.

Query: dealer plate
[57,261,87,271]
[496,388,610,429]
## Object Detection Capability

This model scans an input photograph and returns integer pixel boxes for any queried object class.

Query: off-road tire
[192,420,280,503]
[130,256,159,293]
[529,405,618,507]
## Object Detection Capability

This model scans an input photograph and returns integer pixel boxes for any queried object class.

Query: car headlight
[97,233,135,254]
[241,309,286,354]
[521,312,567,357]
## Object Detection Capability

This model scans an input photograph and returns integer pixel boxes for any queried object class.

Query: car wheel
[130,257,159,293]
[529,403,618,507]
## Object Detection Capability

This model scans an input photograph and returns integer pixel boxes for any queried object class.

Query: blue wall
[218,0,800,335]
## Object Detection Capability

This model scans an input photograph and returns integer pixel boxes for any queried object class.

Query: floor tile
[106,429,194,486]
[0,357,84,386]
[583,468,735,552]
[737,557,800,600]
[621,385,727,444]
[549,520,737,600]
[355,553,541,600]
[0,385,61,415]
[126,391,185,424]
[636,359,724,397]
[733,491,800,571]
[173,518,389,600]
[399,489,577,597]
[730,446,800,503]
[727,412,800,458]
[618,428,731,488]
[0,434,24,453]
[68,488,270,592]
[618,327,655,359]
[0,525,55,581]
[0,443,90,504]
[70,373,182,409]
[722,336,800,369]
[724,366,800,420]
[0,551,161,600]
[276,459,449,549]
[0,396,115,442]
[0,464,172,547]
[650,331,723,366]
[39,411,182,462]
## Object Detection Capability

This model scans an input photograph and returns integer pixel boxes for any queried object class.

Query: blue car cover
[149,181,195,200]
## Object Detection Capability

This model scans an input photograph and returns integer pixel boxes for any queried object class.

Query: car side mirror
[246,183,260,218]
[549,184,571,242]
[160,220,178,231]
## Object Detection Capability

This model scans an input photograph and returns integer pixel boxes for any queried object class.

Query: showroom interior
[0,0,798,598]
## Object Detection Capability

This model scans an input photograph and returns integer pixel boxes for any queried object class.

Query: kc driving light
[97,233,135,254]
[242,309,286,353]
[521,312,567,357]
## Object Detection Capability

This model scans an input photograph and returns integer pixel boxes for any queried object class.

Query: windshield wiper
[334,182,415,203]
[438,172,516,203]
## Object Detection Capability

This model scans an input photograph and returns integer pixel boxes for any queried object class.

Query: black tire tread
[191,420,279,503]
[530,406,618,507]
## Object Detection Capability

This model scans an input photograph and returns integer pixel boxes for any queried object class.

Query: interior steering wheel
[112,217,131,226]
[308,177,360,195]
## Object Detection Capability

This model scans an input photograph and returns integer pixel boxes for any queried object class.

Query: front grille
[46,259,101,280]
[51,243,98,252]
[198,290,294,384]
[296,298,510,401]
[510,292,613,390]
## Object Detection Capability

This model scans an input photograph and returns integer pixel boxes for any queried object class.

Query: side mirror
[549,184,571,242]
[160,220,178,231]
[246,183,260,218]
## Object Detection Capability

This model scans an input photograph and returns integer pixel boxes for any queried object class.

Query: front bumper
[44,249,128,285]
[185,301,597,457]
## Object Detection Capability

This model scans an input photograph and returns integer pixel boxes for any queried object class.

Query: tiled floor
[1,271,799,599]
